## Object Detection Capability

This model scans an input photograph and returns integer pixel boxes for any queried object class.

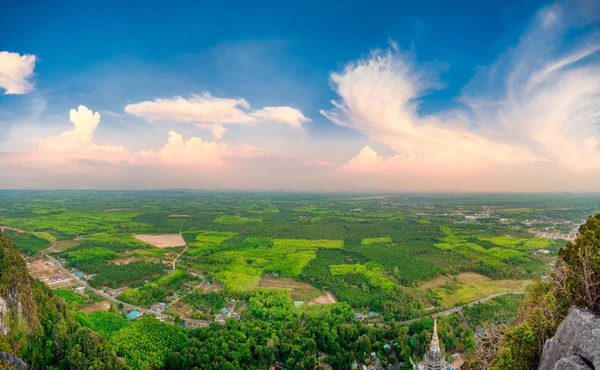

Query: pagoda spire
[430,318,440,352]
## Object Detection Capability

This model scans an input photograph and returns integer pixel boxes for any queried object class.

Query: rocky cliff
[0,231,126,369]
[538,306,600,370]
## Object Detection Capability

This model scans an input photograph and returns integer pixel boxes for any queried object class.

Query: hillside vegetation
[0,230,126,370]
[467,213,600,369]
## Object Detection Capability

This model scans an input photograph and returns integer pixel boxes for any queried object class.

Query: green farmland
[1,191,596,317]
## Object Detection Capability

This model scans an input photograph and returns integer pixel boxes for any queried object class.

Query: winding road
[45,255,211,327]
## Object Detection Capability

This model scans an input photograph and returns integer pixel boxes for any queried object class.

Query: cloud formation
[124,92,309,139]
[136,130,227,168]
[0,51,37,94]
[323,3,600,177]
[17,105,130,166]
[12,105,267,171]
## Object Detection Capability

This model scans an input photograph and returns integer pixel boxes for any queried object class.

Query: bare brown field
[308,291,337,305]
[456,272,491,283]
[260,277,315,290]
[102,208,133,212]
[135,234,185,248]
[81,300,110,313]
[260,278,323,301]
[170,300,194,317]
[419,275,452,289]
[112,257,141,265]
[28,258,75,288]
[203,280,224,293]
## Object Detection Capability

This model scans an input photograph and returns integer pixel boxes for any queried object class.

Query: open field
[427,278,533,307]
[81,300,111,313]
[259,277,323,301]
[419,275,452,289]
[456,272,490,283]
[308,291,337,305]
[135,234,185,248]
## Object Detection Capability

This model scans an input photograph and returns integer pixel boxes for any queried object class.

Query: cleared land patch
[27,258,75,288]
[81,300,111,313]
[308,291,337,305]
[102,208,133,212]
[456,272,490,283]
[419,275,452,289]
[135,234,185,248]
[259,277,322,301]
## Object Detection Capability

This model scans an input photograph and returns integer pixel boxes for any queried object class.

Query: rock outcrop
[538,306,600,370]
[0,351,28,370]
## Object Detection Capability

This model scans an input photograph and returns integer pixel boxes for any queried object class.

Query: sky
[1,0,599,191]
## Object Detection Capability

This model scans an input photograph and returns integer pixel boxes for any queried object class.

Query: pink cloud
[16,105,130,166]
[324,3,600,177]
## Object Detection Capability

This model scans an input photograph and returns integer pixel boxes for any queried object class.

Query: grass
[361,237,392,244]
[426,279,532,307]
[479,236,553,250]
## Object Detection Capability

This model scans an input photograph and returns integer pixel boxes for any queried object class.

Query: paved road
[45,255,211,326]
[397,291,525,325]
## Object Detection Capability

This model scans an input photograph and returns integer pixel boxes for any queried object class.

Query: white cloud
[124,92,309,138]
[324,2,600,177]
[13,105,260,170]
[0,51,37,94]
[136,130,228,168]
[252,106,310,128]
[125,93,254,124]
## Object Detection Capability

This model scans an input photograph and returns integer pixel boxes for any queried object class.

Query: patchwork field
[3,190,584,321]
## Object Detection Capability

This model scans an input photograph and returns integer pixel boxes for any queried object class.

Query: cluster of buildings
[150,302,167,313]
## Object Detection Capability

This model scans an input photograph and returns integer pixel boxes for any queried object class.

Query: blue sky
[1,0,599,191]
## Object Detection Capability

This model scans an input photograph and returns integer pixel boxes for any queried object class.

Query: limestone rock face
[0,351,28,370]
[538,306,600,370]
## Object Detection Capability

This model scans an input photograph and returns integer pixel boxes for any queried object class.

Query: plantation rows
[350,243,440,284]
[71,260,165,288]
